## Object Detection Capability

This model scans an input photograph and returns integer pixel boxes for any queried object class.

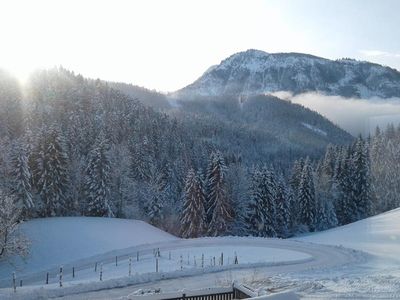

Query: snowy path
[0,237,364,300]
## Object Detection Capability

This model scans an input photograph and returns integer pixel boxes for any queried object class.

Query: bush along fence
[9,248,240,291]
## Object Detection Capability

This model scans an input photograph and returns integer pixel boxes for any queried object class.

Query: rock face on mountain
[175,49,400,99]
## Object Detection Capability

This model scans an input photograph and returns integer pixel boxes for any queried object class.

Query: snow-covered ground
[298,208,400,262]
[2,209,400,299]
[290,208,400,298]
[0,237,360,299]
[0,217,177,281]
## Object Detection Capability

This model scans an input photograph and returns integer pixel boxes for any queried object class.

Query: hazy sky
[1,0,399,92]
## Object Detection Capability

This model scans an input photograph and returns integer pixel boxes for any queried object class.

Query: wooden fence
[135,283,257,300]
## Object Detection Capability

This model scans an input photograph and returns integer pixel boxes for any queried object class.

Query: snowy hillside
[175,49,400,99]
[298,207,400,262]
[0,217,177,278]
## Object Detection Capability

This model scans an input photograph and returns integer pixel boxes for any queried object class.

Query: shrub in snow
[0,192,29,260]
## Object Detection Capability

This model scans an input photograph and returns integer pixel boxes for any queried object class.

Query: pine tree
[145,168,166,227]
[36,127,69,217]
[84,133,113,217]
[315,196,338,231]
[10,141,34,217]
[384,140,400,210]
[370,130,400,213]
[289,158,305,227]
[147,188,163,226]
[246,167,277,237]
[315,144,339,230]
[275,176,291,237]
[260,168,277,237]
[370,131,387,213]
[290,158,305,196]
[129,136,152,181]
[180,169,206,238]
[352,137,372,219]
[246,169,266,236]
[226,163,250,236]
[322,144,337,179]
[206,151,233,236]
[335,147,357,225]
[298,158,316,231]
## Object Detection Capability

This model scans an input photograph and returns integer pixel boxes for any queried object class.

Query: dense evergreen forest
[1,67,399,244]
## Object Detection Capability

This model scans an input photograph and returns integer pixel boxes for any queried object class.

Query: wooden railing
[163,290,234,300]
[132,282,258,300]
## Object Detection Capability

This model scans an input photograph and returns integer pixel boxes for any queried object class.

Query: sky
[1,0,399,92]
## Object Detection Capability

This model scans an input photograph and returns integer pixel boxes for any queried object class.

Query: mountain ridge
[174,49,400,99]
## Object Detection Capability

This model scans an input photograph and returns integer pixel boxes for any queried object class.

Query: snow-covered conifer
[36,127,69,217]
[84,132,113,217]
[275,176,291,237]
[10,141,34,217]
[180,169,206,238]
[352,137,372,219]
[335,147,357,225]
[206,151,233,236]
[298,158,316,231]
[246,167,277,237]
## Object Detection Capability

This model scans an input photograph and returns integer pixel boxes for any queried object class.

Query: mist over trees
[0,67,399,253]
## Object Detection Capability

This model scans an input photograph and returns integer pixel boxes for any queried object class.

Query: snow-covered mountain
[175,49,400,99]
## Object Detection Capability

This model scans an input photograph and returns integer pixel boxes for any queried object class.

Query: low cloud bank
[270,91,400,136]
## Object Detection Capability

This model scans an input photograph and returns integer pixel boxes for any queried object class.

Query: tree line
[180,126,400,238]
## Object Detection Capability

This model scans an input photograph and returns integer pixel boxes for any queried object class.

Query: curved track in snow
[0,237,365,300]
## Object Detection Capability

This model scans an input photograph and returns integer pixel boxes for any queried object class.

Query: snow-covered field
[290,208,400,298]
[1,209,400,299]
[299,208,400,262]
[0,217,177,280]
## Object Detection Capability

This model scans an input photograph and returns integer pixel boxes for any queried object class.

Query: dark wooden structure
[160,283,256,300]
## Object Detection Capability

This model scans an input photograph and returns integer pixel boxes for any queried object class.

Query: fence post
[194,256,197,267]
[187,253,190,265]
[12,272,16,293]
[169,251,171,260]
[180,255,183,270]
[95,262,98,272]
[201,254,204,268]
[100,263,103,281]
[137,251,139,262]
[116,256,118,266]
[59,266,63,287]
[129,257,132,276]
[157,248,160,257]
[73,267,75,278]
[156,258,159,273]
[221,252,224,266]
[213,256,216,266]
[46,272,49,284]
[234,252,238,265]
